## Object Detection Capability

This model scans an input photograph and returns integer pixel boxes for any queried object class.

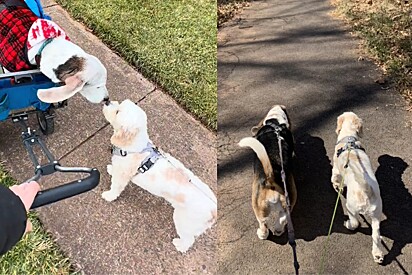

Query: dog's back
[254,124,294,193]
[344,150,382,210]
[239,121,297,208]
[254,125,294,188]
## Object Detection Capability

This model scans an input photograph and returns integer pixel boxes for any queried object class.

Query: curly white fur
[101,99,217,253]
[35,37,108,104]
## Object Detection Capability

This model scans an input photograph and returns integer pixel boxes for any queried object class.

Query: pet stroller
[0,0,100,209]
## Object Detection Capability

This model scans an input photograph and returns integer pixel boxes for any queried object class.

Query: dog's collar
[111,142,162,174]
[336,136,365,158]
[34,38,54,67]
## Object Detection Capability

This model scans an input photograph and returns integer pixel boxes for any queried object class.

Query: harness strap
[111,142,161,174]
[137,144,161,174]
[336,136,365,158]
[275,126,299,275]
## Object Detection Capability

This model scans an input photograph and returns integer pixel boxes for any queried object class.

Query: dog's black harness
[336,136,365,158]
[258,119,300,275]
[259,119,288,136]
[111,142,162,174]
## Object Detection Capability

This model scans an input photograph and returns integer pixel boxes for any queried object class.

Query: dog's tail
[239,137,273,180]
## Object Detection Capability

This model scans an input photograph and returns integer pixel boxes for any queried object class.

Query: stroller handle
[30,166,100,209]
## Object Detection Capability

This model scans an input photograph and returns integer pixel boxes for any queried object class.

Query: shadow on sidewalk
[376,155,412,268]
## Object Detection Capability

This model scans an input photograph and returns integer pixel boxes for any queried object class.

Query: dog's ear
[37,73,85,103]
[111,127,138,148]
[279,105,292,130]
[352,116,363,137]
[336,114,344,134]
[251,118,264,136]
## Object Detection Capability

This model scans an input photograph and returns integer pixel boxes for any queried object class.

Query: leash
[318,148,351,275]
[275,130,300,275]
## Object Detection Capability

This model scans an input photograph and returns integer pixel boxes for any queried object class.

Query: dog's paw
[257,228,269,239]
[331,175,342,192]
[373,253,384,264]
[102,191,118,202]
[333,182,342,193]
[344,220,359,230]
[107,164,113,175]
[173,238,191,253]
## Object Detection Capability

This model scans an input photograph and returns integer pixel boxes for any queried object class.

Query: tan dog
[239,105,297,239]
[101,99,217,253]
[332,112,385,263]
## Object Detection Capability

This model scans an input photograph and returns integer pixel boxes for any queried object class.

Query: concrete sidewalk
[0,1,216,274]
[218,0,412,274]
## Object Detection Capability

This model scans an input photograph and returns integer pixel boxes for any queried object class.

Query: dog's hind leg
[252,190,272,240]
[344,207,360,230]
[371,213,384,264]
[172,208,196,253]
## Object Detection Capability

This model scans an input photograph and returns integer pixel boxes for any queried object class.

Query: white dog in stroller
[0,0,108,104]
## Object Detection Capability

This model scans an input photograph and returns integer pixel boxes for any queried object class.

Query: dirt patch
[218,0,255,27]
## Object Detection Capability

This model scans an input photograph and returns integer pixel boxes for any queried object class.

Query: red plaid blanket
[0,5,38,72]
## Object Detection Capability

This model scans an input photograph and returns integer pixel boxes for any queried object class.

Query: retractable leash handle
[30,166,100,209]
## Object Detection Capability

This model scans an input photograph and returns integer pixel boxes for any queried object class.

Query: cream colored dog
[332,112,385,263]
[101,99,217,253]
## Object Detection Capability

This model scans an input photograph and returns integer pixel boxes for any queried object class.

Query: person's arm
[0,184,27,256]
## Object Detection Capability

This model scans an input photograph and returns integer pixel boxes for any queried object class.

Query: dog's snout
[103,97,110,105]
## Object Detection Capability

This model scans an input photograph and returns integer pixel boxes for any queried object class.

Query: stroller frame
[0,0,101,208]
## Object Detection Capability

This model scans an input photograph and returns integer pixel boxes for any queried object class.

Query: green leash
[318,149,351,275]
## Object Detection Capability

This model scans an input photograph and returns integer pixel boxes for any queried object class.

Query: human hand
[9,181,40,234]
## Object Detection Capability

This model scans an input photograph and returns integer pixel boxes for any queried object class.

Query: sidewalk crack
[43,4,58,9]
[58,122,110,161]
[136,87,157,103]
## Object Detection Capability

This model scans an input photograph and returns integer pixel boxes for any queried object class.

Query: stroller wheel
[37,108,55,135]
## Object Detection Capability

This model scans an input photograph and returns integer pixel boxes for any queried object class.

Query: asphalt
[0,1,216,274]
[218,0,412,274]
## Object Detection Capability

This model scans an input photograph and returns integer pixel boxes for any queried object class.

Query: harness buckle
[137,159,155,174]
[138,166,147,173]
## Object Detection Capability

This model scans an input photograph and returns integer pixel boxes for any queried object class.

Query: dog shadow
[267,133,369,245]
[376,154,412,267]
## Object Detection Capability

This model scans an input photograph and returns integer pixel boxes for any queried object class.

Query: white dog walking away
[332,112,385,263]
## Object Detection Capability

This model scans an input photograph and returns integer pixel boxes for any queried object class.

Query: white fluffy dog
[0,6,108,104]
[36,37,109,104]
[332,112,385,263]
[101,99,217,253]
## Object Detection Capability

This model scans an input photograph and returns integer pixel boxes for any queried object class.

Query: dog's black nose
[103,97,110,105]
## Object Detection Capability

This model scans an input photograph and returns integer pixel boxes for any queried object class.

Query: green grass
[0,167,74,275]
[56,0,217,129]
[332,0,412,103]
